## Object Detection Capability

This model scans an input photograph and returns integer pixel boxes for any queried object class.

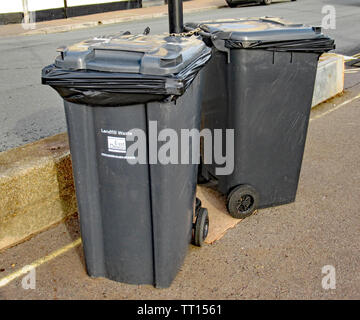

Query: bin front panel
[65,102,155,285]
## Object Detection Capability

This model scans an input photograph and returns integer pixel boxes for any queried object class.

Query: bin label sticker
[107,136,126,154]
[100,128,136,161]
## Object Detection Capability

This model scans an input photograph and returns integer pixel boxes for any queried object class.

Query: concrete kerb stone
[0,133,77,252]
[312,53,344,107]
[18,5,222,37]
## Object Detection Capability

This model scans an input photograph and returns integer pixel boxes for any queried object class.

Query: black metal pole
[63,0,68,19]
[168,0,183,34]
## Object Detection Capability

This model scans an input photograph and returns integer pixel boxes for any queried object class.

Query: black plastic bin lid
[185,17,335,53]
[42,33,212,106]
[54,33,209,75]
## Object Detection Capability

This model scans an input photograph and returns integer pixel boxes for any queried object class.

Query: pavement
[0,0,224,38]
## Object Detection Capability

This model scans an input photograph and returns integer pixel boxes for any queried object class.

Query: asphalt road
[0,0,360,151]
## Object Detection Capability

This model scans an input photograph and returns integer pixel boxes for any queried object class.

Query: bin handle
[183,26,230,63]
[212,37,231,64]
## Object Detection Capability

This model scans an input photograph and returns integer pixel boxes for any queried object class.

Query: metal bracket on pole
[168,0,184,34]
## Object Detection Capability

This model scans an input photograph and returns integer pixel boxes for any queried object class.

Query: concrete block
[312,53,344,107]
[0,133,77,251]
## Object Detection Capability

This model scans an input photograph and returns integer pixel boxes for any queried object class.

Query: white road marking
[310,93,360,121]
[345,69,360,74]
[0,238,82,288]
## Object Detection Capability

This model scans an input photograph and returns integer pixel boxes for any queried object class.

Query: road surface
[0,0,360,151]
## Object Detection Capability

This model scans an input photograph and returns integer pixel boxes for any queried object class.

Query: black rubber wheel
[262,0,272,5]
[194,208,209,247]
[227,185,259,219]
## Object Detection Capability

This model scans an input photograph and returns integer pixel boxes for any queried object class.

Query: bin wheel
[194,208,209,247]
[227,185,259,219]
[262,0,272,5]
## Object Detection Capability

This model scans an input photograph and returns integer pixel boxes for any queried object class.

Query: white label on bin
[107,136,126,154]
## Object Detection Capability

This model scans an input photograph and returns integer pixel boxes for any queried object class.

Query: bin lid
[54,33,208,76]
[185,17,335,53]
[194,17,324,42]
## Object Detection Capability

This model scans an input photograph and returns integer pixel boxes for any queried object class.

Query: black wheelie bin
[185,18,335,219]
[42,33,211,288]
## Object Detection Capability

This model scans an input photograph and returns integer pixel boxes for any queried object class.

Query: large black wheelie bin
[42,33,211,288]
[185,18,335,219]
